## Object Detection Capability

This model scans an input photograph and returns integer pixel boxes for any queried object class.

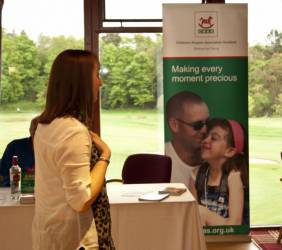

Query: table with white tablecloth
[0,183,206,250]
[107,183,206,250]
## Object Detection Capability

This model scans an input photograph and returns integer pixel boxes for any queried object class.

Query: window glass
[0,0,83,157]
[227,0,282,226]
[1,0,282,227]
[105,0,199,19]
[99,33,164,179]
[101,1,282,227]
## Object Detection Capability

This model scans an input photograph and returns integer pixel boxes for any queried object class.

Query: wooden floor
[204,234,260,250]
[207,241,260,250]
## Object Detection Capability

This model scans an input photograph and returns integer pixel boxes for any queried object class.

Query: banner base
[205,234,251,243]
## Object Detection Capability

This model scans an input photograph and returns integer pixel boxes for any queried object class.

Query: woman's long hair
[38,49,98,128]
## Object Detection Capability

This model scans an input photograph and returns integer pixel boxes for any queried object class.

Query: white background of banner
[163,4,247,57]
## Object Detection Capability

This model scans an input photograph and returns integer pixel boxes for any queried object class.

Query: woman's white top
[32,117,97,250]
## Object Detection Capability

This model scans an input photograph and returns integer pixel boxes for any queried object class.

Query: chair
[106,153,172,184]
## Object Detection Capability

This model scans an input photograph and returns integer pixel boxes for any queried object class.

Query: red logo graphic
[198,16,214,29]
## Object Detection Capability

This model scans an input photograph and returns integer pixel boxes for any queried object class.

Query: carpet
[251,228,282,250]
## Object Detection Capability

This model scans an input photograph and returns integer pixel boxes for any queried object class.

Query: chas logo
[199,16,214,29]
[195,12,218,37]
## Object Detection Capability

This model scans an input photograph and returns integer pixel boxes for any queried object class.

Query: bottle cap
[12,155,18,165]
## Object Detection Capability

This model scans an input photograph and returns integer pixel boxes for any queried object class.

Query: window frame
[84,0,162,133]
[0,0,4,104]
[83,0,225,132]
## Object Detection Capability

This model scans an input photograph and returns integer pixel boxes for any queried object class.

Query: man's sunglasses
[175,118,210,131]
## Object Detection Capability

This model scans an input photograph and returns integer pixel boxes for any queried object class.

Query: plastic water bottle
[10,155,22,199]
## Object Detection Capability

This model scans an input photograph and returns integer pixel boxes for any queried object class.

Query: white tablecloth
[0,183,206,250]
[0,188,34,250]
[108,183,206,250]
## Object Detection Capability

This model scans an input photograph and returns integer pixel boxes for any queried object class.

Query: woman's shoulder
[54,117,85,126]
[37,117,90,144]
[49,117,87,132]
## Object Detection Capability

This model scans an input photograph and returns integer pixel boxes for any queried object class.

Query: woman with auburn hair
[32,49,115,250]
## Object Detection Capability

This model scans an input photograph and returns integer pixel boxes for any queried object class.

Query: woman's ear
[224,147,237,158]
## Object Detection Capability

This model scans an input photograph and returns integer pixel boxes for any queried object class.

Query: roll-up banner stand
[163,4,249,242]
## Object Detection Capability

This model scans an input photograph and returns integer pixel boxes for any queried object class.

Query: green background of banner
[203,225,250,235]
[163,3,249,237]
[163,57,249,235]
[163,57,248,142]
